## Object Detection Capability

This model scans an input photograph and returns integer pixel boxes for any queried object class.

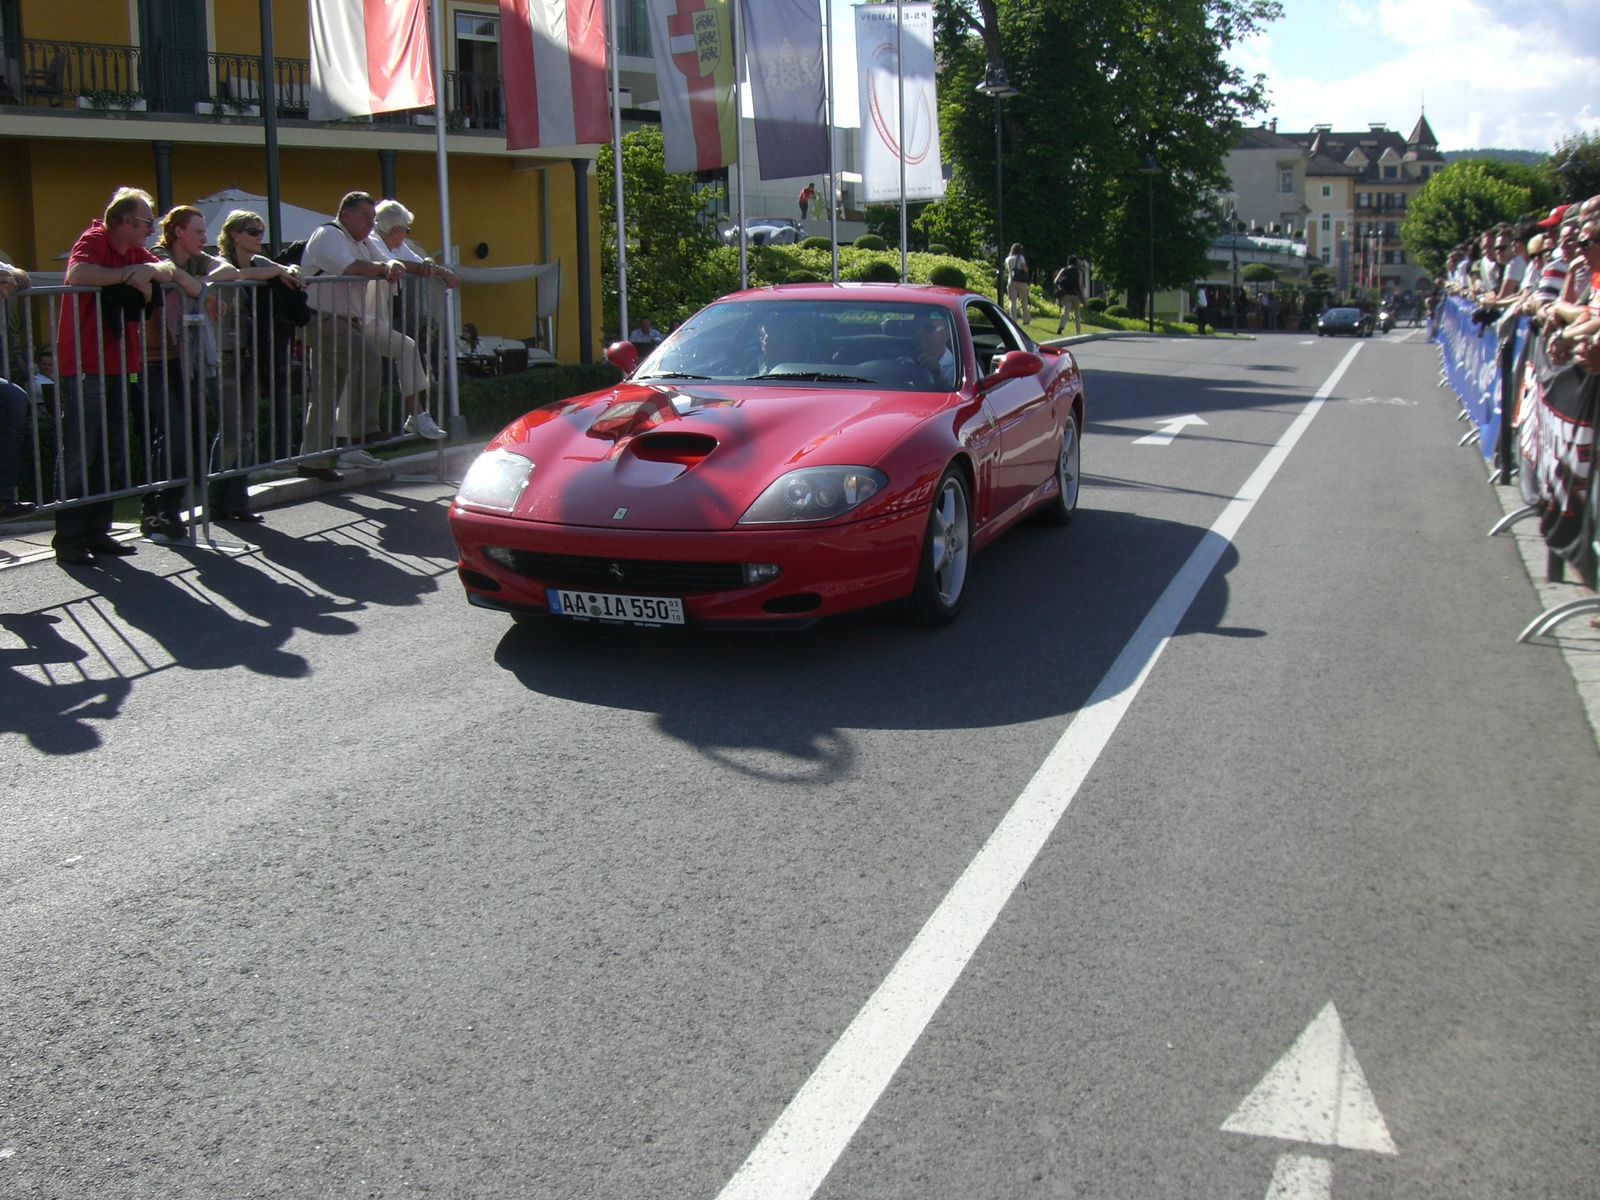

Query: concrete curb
[245,440,487,511]
[1040,330,1257,349]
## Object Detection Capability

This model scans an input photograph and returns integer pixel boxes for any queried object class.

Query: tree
[597,126,729,334]
[1470,158,1560,216]
[929,0,1279,308]
[1546,133,1600,206]
[1400,161,1531,277]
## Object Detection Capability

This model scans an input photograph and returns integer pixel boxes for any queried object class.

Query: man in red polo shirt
[53,187,193,566]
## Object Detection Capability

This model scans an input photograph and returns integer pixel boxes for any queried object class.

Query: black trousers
[53,373,131,546]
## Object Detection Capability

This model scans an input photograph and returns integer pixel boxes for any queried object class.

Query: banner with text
[742,0,828,182]
[854,3,944,204]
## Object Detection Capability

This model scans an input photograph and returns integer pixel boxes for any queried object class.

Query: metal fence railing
[2,274,454,545]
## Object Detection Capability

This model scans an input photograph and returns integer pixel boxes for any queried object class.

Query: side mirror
[605,340,638,378]
[976,350,1044,394]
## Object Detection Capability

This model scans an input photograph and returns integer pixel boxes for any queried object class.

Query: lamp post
[1137,154,1159,332]
[1229,206,1240,336]
[976,66,1019,304]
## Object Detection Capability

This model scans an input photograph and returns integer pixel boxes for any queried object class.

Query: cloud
[1229,0,1600,150]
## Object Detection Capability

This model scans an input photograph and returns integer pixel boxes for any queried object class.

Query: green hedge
[459,362,623,438]
[1104,304,1132,318]
[1084,297,1108,313]
[784,270,822,283]
[847,259,900,283]
[927,264,967,289]
[853,234,888,251]
[801,236,832,251]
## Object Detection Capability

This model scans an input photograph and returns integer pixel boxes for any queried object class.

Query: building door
[139,0,209,115]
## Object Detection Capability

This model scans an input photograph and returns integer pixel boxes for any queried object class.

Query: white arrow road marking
[1222,1001,1397,1154]
[714,342,1367,1200]
[1132,414,1209,445]
[1263,1154,1332,1200]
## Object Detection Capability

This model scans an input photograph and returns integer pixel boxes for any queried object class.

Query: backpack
[273,222,341,269]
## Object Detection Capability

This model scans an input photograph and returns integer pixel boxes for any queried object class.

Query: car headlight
[739,466,888,524]
[456,449,533,512]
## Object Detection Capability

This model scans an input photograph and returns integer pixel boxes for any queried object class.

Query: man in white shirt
[629,316,665,351]
[371,199,457,441]
[300,191,405,477]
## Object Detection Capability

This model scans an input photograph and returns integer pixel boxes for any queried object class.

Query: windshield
[1325,307,1360,319]
[636,299,961,392]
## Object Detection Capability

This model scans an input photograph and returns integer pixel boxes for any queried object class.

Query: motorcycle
[1377,305,1396,333]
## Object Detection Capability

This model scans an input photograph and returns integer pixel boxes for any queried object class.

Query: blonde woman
[211,209,306,520]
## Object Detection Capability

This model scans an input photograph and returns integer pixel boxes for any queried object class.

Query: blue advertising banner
[1435,296,1527,463]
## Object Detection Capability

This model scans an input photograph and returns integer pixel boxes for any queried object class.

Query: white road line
[714,340,1367,1200]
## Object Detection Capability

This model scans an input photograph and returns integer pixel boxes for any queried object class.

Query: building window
[1382,164,1398,179]
[1356,192,1370,208]
[1322,247,1332,264]
[1280,168,1294,193]
[1321,184,1331,198]
[1321,213,1331,233]
[455,10,500,73]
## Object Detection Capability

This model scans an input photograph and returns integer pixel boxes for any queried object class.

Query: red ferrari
[448,283,1084,629]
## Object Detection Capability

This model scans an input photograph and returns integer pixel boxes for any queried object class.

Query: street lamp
[976,66,1020,304]
[1229,206,1240,336]
[1137,154,1159,332]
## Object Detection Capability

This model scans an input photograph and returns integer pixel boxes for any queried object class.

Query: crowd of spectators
[1442,196,1600,371]
[0,185,460,566]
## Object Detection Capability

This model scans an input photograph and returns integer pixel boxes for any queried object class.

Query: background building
[1224,113,1445,297]
[0,0,604,362]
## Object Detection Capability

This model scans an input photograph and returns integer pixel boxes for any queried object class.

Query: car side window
[965,301,1021,375]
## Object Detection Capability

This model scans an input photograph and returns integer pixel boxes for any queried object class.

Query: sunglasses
[239,226,265,237]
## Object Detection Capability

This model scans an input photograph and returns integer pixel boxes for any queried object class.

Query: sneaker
[140,516,188,544]
[337,448,385,470]
[404,411,447,440]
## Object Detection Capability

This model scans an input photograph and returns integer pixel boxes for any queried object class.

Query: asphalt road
[2,329,1597,1199]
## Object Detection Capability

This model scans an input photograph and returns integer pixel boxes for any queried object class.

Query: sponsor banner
[649,0,739,174]
[1436,296,1526,464]
[742,0,828,182]
[1518,328,1598,561]
[309,0,435,122]
[854,2,943,204]
[499,0,610,151]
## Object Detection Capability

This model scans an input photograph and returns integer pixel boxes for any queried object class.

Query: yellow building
[0,0,604,363]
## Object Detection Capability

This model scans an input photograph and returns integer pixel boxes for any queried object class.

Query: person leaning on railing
[139,203,236,543]
[370,198,454,441]
[211,208,307,521]
[299,190,403,479]
[52,187,197,567]
[0,256,35,520]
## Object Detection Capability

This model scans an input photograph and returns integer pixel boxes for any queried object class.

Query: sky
[1225,0,1600,152]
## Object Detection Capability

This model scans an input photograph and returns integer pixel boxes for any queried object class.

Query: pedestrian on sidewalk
[798,181,817,222]
[1053,258,1084,335]
[1005,244,1032,324]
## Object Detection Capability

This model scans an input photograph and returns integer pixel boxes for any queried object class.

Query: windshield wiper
[640,370,713,380]
[749,371,873,383]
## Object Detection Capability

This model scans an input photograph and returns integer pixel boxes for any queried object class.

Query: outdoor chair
[23,51,66,106]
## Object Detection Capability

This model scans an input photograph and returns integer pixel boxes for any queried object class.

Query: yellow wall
[7,136,604,363]
[18,0,132,44]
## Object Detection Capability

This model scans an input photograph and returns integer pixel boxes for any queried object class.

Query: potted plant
[195,94,261,117]
[76,90,147,112]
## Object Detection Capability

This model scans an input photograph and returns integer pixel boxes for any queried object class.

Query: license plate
[547,589,685,625]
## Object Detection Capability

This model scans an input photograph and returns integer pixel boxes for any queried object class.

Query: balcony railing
[0,37,503,131]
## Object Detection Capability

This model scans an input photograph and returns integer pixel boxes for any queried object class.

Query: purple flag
[741,0,829,182]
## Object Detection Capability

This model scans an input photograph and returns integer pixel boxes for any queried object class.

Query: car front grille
[496,549,747,594]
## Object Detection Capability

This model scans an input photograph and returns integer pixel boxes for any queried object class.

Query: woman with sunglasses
[210,209,306,521]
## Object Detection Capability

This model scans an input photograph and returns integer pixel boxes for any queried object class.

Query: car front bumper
[448,504,927,626]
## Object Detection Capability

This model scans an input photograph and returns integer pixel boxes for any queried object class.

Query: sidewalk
[0,442,484,570]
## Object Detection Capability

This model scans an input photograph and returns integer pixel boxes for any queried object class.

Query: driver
[909,311,957,388]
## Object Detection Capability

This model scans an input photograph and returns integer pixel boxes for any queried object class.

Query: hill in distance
[1441,148,1547,166]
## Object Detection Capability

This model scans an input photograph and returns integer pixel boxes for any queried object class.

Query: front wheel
[907,466,972,627]
[1036,411,1080,526]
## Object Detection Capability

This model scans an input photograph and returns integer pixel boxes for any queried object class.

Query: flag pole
[895,0,907,282]
[258,0,283,255]
[427,0,461,435]
[734,0,748,289]
[824,0,838,282]
[608,0,628,340]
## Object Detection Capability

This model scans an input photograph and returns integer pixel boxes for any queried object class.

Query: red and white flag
[499,0,609,151]
[308,0,435,121]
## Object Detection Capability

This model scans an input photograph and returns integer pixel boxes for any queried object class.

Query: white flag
[854,3,944,204]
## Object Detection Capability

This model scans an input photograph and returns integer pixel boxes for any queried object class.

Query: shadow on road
[493,507,1258,781]
[0,487,457,755]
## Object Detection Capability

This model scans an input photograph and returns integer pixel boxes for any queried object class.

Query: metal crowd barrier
[1,273,453,545]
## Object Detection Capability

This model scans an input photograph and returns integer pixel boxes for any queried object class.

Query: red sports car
[448,283,1084,629]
